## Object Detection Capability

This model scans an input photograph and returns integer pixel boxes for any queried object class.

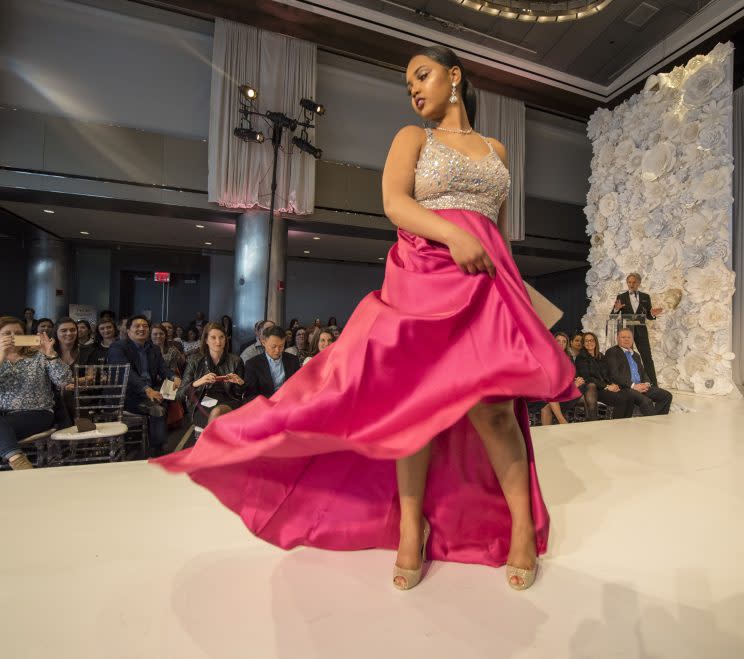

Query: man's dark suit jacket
[604,345,650,390]
[107,338,175,408]
[610,291,656,320]
[244,352,301,402]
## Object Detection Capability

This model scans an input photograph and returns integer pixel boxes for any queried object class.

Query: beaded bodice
[414,128,511,224]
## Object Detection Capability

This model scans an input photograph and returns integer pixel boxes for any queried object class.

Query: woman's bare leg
[467,401,536,588]
[549,402,568,424]
[207,404,232,424]
[540,404,553,426]
[394,443,431,588]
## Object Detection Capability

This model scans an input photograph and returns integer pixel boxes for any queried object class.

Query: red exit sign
[154,272,171,283]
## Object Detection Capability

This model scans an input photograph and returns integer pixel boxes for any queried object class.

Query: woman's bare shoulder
[485,137,508,165]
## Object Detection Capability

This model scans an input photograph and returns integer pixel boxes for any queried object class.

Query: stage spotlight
[239,85,258,101]
[292,136,322,159]
[265,111,298,130]
[300,98,325,115]
[234,127,265,143]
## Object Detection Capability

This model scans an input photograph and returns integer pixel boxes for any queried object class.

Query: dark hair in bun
[413,45,477,125]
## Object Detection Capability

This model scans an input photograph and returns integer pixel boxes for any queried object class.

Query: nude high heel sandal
[392,518,431,590]
[506,560,538,591]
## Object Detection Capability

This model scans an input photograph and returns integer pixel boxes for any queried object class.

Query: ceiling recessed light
[196,224,205,228]
[303,250,310,254]
[378,257,385,260]
[313,236,320,240]
[43,209,55,214]
[80,231,90,235]
[204,241,212,245]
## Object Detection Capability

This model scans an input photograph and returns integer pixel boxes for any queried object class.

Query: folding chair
[48,364,131,466]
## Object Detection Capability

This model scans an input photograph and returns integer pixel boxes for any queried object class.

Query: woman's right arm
[177,357,198,401]
[382,126,495,277]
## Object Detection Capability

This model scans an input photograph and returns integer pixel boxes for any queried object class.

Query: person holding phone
[0,316,72,469]
[178,323,245,428]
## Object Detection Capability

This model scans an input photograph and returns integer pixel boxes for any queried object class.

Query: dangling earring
[449,83,457,104]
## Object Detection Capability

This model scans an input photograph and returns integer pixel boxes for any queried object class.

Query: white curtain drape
[475,90,526,241]
[208,19,317,213]
[733,85,743,387]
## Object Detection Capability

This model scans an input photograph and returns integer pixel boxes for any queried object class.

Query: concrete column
[233,210,269,349]
[267,214,287,328]
[27,236,68,320]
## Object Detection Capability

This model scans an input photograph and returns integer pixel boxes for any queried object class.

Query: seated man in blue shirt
[243,325,300,402]
[605,328,672,416]
[107,315,181,456]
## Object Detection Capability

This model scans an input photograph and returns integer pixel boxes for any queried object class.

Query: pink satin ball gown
[154,128,579,567]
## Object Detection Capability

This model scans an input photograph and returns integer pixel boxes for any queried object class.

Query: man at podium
[610,272,664,386]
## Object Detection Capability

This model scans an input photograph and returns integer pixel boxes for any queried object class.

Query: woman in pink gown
[154,46,578,591]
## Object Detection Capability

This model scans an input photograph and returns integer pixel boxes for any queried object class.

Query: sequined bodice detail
[414,129,511,224]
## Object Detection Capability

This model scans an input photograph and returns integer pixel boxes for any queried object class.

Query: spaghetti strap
[480,134,494,152]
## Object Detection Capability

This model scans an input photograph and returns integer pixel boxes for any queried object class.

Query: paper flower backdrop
[583,42,736,395]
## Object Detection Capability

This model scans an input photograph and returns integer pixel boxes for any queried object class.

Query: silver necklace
[435,126,473,134]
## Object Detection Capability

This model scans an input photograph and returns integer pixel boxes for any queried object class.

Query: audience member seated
[36,318,54,338]
[23,307,38,335]
[107,315,181,456]
[605,329,673,416]
[181,328,201,357]
[54,317,107,367]
[574,332,633,419]
[243,326,300,402]
[240,320,275,363]
[288,318,300,332]
[0,316,72,469]
[95,318,117,350]
[174,325,185,344]
[302,327,334,366]
[569,332,584,359]
[330,325,341,340]
[539,332,586,425]
[99,310,116,324]
[327,316,338,327]
[187,311,207,338]
[178,322,246,427]
[151,324,185,375]
[77,319,95,346]
[117,317,129,341]
[286,326,309,363]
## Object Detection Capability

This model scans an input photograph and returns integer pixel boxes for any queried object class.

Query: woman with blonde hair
[302,328,334,366]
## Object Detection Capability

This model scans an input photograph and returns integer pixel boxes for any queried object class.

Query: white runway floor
[1,390,743,659]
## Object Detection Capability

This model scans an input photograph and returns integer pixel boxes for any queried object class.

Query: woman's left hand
[227,373,244,386]
[39,333,56,357]
[574,376,585,387]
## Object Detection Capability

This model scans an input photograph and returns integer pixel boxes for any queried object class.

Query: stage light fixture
[239,84,258,101]
[300,98,325,115]
[292,136,322,159]
[233,127,265,143]
[266,111,298,131]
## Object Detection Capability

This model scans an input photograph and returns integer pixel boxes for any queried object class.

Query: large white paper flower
[680,121,700,143]
[682,351,710,379]
[709,42,734,62]
[682,245,708,269]
[658,365,680,389]
[614,138,635,161]
[709,345,735,374]
[706,240,730,261]
[699,300,731,332]
[691,371,734,395]
[587,108,612,140]
[598,143,615,166]
[698,124,726,150]
[598,192,619,218]
[661,113,681,138]
[641,142,676,181]
[654,239,683,271]
[685,262,736,303]
[666,66,686,89]
[691,166,731,200]
[625,149,644,173]
[662,329,688,358]
[594,257,616,280]
[687,327,714,352]
[682,62,725,106]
